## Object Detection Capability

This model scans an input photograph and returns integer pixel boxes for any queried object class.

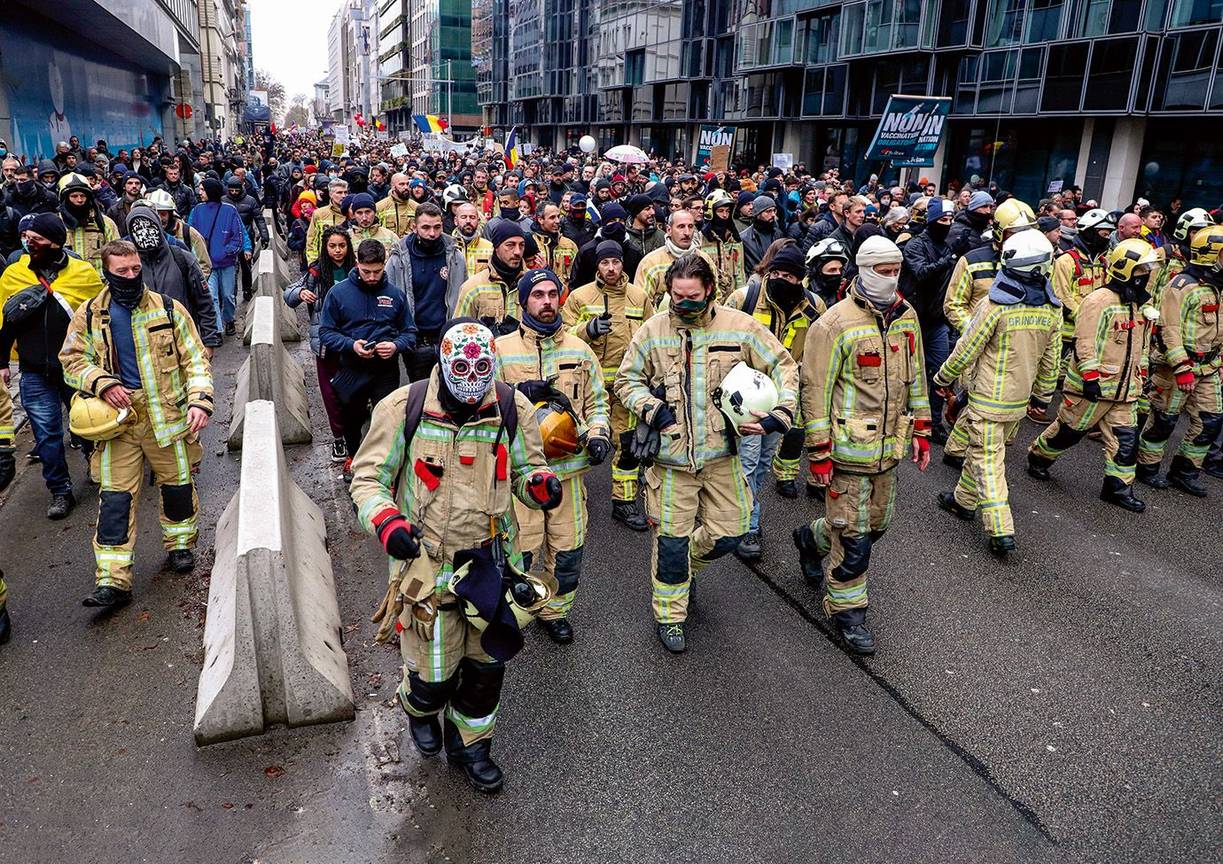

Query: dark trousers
[338,365,402,456]
[922,320,952,430]
[239,251,253,298]
[315,353,345,438]
[403,331,440,383]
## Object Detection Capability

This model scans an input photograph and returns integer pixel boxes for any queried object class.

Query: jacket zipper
[684,330,696,468]
[1117,304,1135,403]
[878,316,890,473]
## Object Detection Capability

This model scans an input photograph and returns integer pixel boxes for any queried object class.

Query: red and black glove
[1080,370,1102,402]
[808,449,833,486]
[1174,368,1196,390]
[372,508,422,561]
[527,471,563,510]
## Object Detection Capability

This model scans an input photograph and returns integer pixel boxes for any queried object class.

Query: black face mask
[227,190,243,200]
[1116,273,1151,305]
[415,234,443,254]
[926,221,951,243]
[65,199,92,219]
[15,179,35,196]
[1081,229,1108,253]
[602,221,626,243]
[499,206,518,220]
[129,216,163,253]
[105,271,144,309]
[966,210,991,231]
[766,277,803,308]
[816,271,842,297]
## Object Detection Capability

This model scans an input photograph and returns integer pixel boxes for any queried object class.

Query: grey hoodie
[126,204,220,346]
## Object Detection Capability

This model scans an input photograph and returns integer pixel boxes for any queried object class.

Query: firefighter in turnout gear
[940,198,1038,467]
[453,202,493,276]
[635,209,719,305]
[724,242,826,559]
[59,240,214,608]
[934,230,1062,558]
[454,221,527,333]
[791,236,931,655]
[1136,225,1223,496]
[350,318,562,794]
[497,268,609,643]
[699,190,747,300]
[1028,238,1157,513]
[530,202,578,292]
[561,240,654,530]
[615,254,798,654]
[1052,208,1113,362]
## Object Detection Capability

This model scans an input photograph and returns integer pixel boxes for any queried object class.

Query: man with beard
[377,172,418,238]
[623,194,664,279]
[60,241,213,608]
[124,204,219,352]
[105,171,147,234]
[570,202,637,290]
[530,201,578,292]
[636,209,718,304]
[58,174,119,276]
[496,268,609,643]
[699,189,747,300]
[561,193,596,250]
[452,202,492,276]
[0,213,104,519]
[467,167,494,218]
[157,163,194,219]
[6,164,58,218]
[347,193,399,254]
[367,164,390,202]
[385,202,468,382]
[455,221,527,333]
[739,195,783,273]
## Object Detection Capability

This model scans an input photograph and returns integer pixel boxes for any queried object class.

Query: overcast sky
[248,0,336,101]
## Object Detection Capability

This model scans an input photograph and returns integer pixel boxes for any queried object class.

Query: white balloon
[579,135,597,154]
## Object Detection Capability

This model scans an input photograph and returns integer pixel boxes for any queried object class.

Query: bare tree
[284,94,310,128]
[254,69,286,121]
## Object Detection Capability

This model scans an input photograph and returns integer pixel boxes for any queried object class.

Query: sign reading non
[865,95,951,167]
[697,125,736,166]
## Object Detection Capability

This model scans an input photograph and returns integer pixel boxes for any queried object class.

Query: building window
[978,49,1017,113]
[1083,36,1139,110]
[626,49,645,86]
[800,10,840,64]
[1108,0,1143,32]
[1145,0,1170,29]
[841,2,865,55]
[804,67,825,115]
[955,55,979,113]
[1078,0,1110,36]
[1026,0,1065,43]
[1153,28,1220,110]
[1041,42,1088,110]
[986,0,1027,47]
[775,18,794,65]
[1170,0,1223,26]
[1014,47,1044,113]
[938,0,972,46]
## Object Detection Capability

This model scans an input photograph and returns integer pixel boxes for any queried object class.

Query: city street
[0,301,1217,864]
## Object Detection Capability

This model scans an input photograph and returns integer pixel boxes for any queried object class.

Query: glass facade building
[381,0,481,132]
[477,0,1223,208]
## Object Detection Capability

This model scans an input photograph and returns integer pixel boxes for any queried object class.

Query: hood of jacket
[989,269,1061,307]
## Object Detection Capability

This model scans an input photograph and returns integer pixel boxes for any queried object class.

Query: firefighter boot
[611,499,649,531]
[792,524,824,590]
[1135,463,1168,489]
[1167,455,1208,497]
[1100,476,1146,513]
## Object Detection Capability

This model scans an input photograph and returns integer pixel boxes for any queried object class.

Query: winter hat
[769,245,806,278]
[927,198,954,222]
[595,240,623,264]
[737,190,756,208]
[752,194,777,215]
[569,192,587,207]
[1037,215,1060,233]
[225,176,244,190]
[349,192,376,213]
[855,234,902,268]
[968,191,995,211]
[625,194,653,220]
[28,212,67,247]
[488,220,526,251]
[517,267,563,306]
[600,202,628,223]
[296,189,318,207]
[202,177,224,202]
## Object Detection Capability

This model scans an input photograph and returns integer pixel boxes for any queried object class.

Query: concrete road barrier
[195,400,354,745]
[229,297,311,449]
[244,250,302,343]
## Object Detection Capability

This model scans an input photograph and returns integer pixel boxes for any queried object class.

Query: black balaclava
[105,270,144,310]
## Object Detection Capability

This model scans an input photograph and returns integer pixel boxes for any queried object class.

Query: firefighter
[805,236,850,308]
[699,189,747,300]
[615,254,798,654]
[1051,208,1114,367]
[940,197,1037,468]
[350,318,561,793]
[724,242,825,559]
[454,221,527,333]
[496,269,610,643]
[561,240,654,530]
[376,172,418,238]
[791,235,931,655]
[60,240,213,608]
[1028,238,1156,512]
[453,201,493,276]
[347,193,399,253]
[530,201,578,291]
[934,231,1062,558]
[1136,225,1223,496]
[635,209,718,305]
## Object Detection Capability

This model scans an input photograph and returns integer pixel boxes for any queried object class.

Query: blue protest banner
[865,96,952,167]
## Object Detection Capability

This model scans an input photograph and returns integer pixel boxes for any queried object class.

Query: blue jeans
[923,320,952,430]
[738,430,783,532]
[208,265,237,325]
[19,370,74,495]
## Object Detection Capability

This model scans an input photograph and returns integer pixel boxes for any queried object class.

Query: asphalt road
[0,298,1218,864]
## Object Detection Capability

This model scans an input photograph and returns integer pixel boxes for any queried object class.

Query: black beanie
[203,177,224,202]
[488,219,526,250]
[595,240,623,264]
[769,245,806,278]
[29,212,67,247]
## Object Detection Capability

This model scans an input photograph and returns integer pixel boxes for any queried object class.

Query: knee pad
[838,534,873,578]
[554,548,584,595]
[706,534,743,561]
[778,427,805,459]
[617,430,640,470]
[452,657,505,718]
[97,491,132,546]
[1113,426,1139,466]
[1045,424,1086,452]
[161,483,195,522]
[405,671,458,714]
[656,535,690,584]
[1143,411,1178,443]
[1196,412,1223,444]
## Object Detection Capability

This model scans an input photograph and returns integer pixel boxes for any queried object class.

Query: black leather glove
[587,436,610,465]
[629,423,661,464]
[497,315,520,336]
[757,414,786,435]
[1081,378,1102,402]
[516,379,551,404]
[650,404,677,431]
[585,314,612,339]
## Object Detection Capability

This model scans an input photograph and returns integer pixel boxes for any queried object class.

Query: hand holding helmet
[527,471,563,509]
[586,435,610,465]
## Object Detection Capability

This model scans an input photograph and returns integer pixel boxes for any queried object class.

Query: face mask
[499,206,518,220]
[767,277,803,306]
[753,215,775,232]
[129,216,162,252]
[967,210,991,231]
[602,222,626,242]
[416,234,442,254]
[671,295,710,321]
[228,189,243,200]
[16,179,34,196]
[926,221,951,243]
[105,270,144,309]
[817,271,843,296]
[1082,229,1108,253]
[439,321,496,405]
[858,268,899,307]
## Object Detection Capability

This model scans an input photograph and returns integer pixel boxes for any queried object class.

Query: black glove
[1081,378,1102,402]
[757,414,786,435]
[497,315,520,336]
[587,436,610,465]
[650,404,677,431]
[629,423,661,464]
[378,518,422,561]
[585,314,612,339]
[516,379,552,404]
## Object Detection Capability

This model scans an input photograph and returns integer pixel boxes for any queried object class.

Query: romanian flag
[413,114,449,134]
[504,126,520,169]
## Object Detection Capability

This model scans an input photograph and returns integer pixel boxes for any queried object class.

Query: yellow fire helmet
[1106,238,1160,283]
[704,188,735,221]
[993,197,1036,241]
[450,559,555,630]
[68,393,136,442]
[1189,224,1223,269]
[534,402,582,459]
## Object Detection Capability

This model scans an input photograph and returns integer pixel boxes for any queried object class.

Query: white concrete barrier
[195,400,353,745]
[229,297,311,449]
[244,250,302,343]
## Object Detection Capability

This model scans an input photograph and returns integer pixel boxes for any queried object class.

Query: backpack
[402,378,519,454]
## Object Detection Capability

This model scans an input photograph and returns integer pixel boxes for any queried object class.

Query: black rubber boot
[833,612,875,656]
[988,535,1017,558]
[792,524,825,589]
[407,715,443,757]
[1027,453,1054,481]
[1100,477,1145,513]
[444,721,504,794]
[735,530,762,561]
[774,479,799,499]
[538,617,574,644]
[655,622,686,654]
[0,604,10,645]
[0,451,15,492]
[1203,455,1223,479]
[82,586,132,608]
[611,499,649,531]
[1167,456,1208,497]
[1135,463,1168,489]
[168,549,195,574]
[937,491,975,520]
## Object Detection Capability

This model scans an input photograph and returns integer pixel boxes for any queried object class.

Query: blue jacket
[318,268,417,358]
[187,200,245,268]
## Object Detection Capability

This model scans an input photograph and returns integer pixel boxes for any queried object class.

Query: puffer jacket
[899,227,956,325]
[60,287,214,447]
[228,192,269,246]
[495,324,610,477]
[934,272,1062,420]
[348,372,549,590]
[801,281,931,473]
[1064,285,1152,403]
[1152,268,1222,376]
[615,303,798,471]
[561,273,653,385]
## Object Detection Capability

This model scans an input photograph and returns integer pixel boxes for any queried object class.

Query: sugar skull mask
[439,321,495,405]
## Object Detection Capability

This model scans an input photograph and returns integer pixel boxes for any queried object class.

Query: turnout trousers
[1030,396,1139,484]
[644,456,752,624]
[809,468,896,621]
[953,406,1020,538]
[513,474,587,620]
[92,393,202,591]
[608,393,639,502]
[1139,367,1223,470]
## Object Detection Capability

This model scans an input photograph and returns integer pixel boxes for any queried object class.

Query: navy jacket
[318,268,417,359]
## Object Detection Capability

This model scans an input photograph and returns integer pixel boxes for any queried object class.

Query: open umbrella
[604,144,649,164]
